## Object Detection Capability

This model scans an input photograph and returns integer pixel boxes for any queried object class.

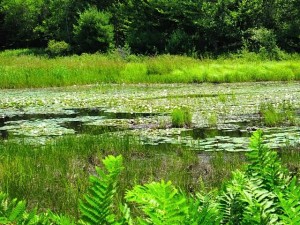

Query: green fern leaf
[8,200,26,221]
[79,155,124,225]
[126,180,189,224]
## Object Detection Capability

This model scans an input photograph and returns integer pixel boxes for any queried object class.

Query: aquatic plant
[259,101,297,126]
[171,107,192,128]
[207,113,218,127]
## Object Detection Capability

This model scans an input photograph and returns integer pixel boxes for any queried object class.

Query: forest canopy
[0,0,299,55]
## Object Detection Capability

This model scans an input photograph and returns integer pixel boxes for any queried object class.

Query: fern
[126,180,189,225]
[187,192,221,225]
[39,210,75,225]
[0,192,41,224]
[240,178,279,224]
[79,155,124,225]
[277,177,300,224]
[246,130,290,191]
[219,130,289,224]
[0,131,300,224]
[219,171,247,225]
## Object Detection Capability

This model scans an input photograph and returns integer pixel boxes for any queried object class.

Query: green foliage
[1,132,300,224]
[126,180,189,224]
[0,192,40,224]
[218,130,299,225]
[0,0,299,54]
[249,28,284,60]
[0,0,42,47]
[0,50,299,88]
[259,102,297,126]
[126,181,221,225]
[46,40,70,57]
[171,107,192,128]
[34,0,86,44]
[246,130,289,190]
[79,155,124,225]
[277,177,300,224]
[73,7,114,53]
[166,29,193,55]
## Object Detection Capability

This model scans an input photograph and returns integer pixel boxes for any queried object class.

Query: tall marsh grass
[0,134,199,218]
[0,133,299,219]
[0,49,300,88]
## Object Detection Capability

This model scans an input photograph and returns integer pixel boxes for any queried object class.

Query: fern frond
[40,210,75,225]
[246,130,290,191]
[0,192,42,224]
[0,192,26,224]
[187,192,220,225]
[8,199,26,221]
[277,177,300,224]
[240,178,279,224]
[79,155,124,225]
[219,171,247,225]
[126,180,189,225]
[118,203,133,225]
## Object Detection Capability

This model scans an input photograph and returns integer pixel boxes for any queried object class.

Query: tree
[35,0,86,45]
[274,0,300,52]
[0,0,42,48]
[73,7,114,53]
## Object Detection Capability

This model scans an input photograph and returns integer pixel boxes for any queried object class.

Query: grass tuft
[171,108,192,128]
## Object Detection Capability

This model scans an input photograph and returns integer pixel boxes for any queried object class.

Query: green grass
[0,133,247,219]
[171,107,192,128]
[259,102,298,126]
[0,133,299,219]
[0,134,197,218]
[0,49,300,88]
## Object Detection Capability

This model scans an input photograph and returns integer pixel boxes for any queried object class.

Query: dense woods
[0,0,299,55]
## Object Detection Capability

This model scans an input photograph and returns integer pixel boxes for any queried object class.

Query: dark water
[61,121,123,135]
[2,107,157,122]
[0,130,8,139]
[0,107,160,138]
[181,127,250,139]
[71,107,157,119]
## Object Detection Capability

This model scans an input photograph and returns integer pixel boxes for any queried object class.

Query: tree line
[0,0,299,56]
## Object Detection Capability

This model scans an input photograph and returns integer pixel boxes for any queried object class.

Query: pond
[0,82,299,151]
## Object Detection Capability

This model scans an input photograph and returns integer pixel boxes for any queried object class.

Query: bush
[166,29,193,55]
[46,40,70,57]
[73,7,114,53]
[249,28,284,60]
[171,107,192,128]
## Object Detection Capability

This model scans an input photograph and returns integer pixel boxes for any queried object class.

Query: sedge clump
[171,108,192,128]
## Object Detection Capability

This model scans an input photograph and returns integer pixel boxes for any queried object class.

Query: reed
[0,49,300,88]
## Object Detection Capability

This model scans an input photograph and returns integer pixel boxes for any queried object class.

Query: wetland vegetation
[0,82,299,223]
[0,50,300,88]
[1,0,300,223]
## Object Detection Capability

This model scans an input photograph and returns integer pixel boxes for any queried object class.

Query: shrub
[46,40,70,57]
[249,28,284,60]
[73,7,114,53]
[171,107,192,128]
[166,29,193,55]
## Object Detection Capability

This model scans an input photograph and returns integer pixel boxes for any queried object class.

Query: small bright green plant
[171,107,192,128]
[46,40,70,57]
[259,101,296,126]
[207,113,218,127]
